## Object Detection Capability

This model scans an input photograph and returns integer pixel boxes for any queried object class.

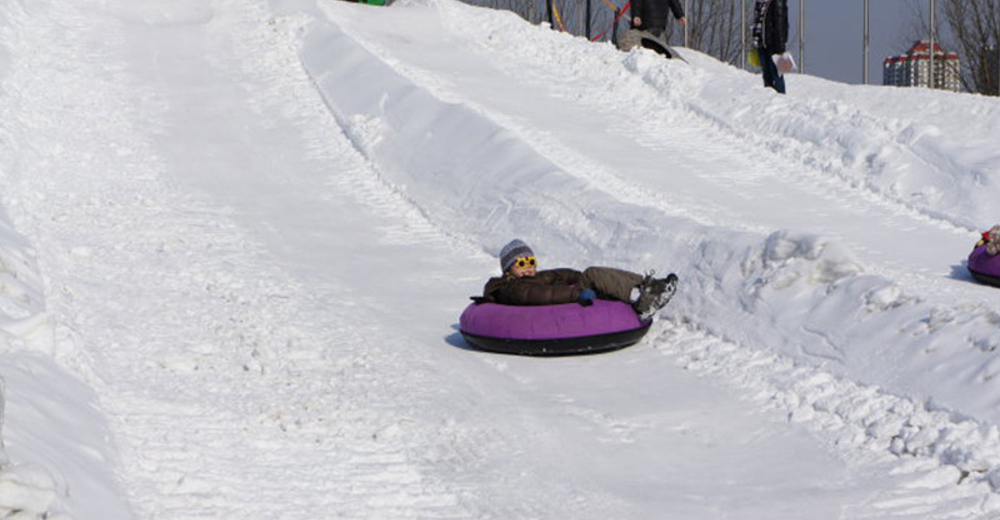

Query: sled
[459,300,651,356]
[617,29,687,62]
[969,244,1000,287]
[461,322,651,356]
[639,36,685,61]
[970,269,1000,288]
[968,229,1000,288]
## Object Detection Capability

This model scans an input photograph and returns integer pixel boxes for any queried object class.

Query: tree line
[459,0,1000,96]
[932,0,999,95]
[460,0,743,65]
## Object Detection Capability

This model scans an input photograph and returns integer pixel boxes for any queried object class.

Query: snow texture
[1,0,1000,518]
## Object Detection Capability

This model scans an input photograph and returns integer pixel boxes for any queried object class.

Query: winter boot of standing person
[633,272,678,320]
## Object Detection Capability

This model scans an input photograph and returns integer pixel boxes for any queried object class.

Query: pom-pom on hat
[500,239,535,272]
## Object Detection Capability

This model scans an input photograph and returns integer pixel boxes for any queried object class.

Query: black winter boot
[633,273,678,321]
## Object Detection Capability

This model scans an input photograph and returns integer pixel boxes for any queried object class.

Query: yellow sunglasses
[514,256,536,268]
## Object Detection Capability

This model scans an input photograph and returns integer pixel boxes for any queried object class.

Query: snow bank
[0,195,63,520]
[0,0,999,515]
[0,0,132,517]
[303,0,994,409]
[0,352,133,520]
[0,216,68,520]
[680,51,1000,232]
[300,0,1000,500]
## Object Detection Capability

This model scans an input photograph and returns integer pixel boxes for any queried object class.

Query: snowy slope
[306,0,1000,460]
[2,0,1000,518]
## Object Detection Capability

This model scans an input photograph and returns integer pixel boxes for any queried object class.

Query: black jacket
[752,0,789,54]
[630,0,685,33]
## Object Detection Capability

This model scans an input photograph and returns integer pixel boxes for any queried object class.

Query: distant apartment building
[884,40,961,91]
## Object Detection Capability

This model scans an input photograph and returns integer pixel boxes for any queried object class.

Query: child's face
[509,256,537,278]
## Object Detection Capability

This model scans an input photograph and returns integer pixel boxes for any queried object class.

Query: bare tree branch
[905,0,1000,94]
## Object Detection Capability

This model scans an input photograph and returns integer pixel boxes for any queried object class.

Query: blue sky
[788,0,930,85]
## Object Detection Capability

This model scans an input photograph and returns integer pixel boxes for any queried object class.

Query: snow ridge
[2,0,1000,517]
[662,326,1000,517]
[0,0,470,517]
[302,0,1000,515]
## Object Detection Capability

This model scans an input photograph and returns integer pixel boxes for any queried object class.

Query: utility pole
[798,0,805,73]
[684,0,689,47]
[863,0,869,84]
[992,41,1000,96]
[929,0,936,88]
[741,0,746,69]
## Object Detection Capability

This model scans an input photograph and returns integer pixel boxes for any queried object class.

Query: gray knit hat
[499,239,535,272]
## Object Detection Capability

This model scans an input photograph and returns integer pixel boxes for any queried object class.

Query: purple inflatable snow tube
[969,244,1000,286]
[459,300,651,356]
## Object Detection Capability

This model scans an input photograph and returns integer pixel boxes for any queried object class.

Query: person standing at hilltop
[751,0,795,94]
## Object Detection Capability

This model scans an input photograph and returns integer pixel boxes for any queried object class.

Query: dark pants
[760,46,786,94]
[581,267,644,302]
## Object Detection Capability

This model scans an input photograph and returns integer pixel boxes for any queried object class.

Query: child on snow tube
[969,225,1000,286]
[460,239,678,355]
[479,239,677,321]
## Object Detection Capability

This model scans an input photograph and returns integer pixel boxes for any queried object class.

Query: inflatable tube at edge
[969,244,1000,287]
[459,300,651,356]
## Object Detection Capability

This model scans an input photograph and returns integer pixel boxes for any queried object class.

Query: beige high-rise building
[884,40,961,92]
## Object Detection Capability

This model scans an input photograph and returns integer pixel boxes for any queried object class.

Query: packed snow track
[2,0,1000,519]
